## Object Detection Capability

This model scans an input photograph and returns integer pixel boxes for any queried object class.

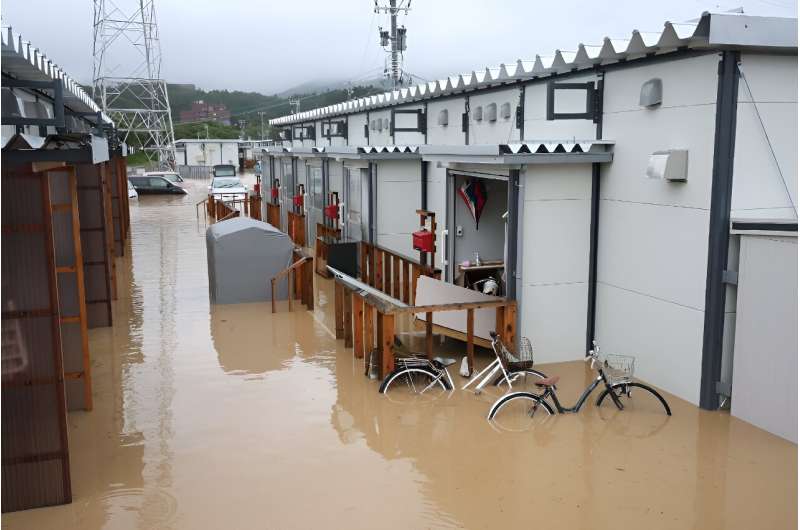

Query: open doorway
[447,171,509,297]
[344,166,370,242]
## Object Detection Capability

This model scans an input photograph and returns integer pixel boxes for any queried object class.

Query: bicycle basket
[499,337,534,370]
[602,354,635,384]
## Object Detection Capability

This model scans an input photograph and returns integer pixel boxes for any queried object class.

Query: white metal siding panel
[329,160,344,196]
[731,235,798,442]
[594,53,719,405]
[520,165,591,363]
[375,160,420,257]
[732,54,798,220]
[368,109,392,146]
[426,97,467,145]
[426,164,448,267]
[221,143,238,165]
[348,113,368,145]
[467,87,520,145]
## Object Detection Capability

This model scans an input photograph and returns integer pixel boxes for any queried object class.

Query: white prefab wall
[426,163,448,267]
[426,97,467,145]
[368,109,392,145]
[731,234,797,442]
[184,142,238,166]
[348,113,368,145]
[520,164,592,363]
[467,87,520,145]
[594,53,720,405]
[392,104,425,146]
[375,160,420,258]
[732,53,798,220]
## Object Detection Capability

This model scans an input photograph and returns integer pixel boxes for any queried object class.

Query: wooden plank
[375,249,383,293]
[411,265,420,305]
[503,304,517,350]
[359,242,368,283]
[402,261,411,304]
[352,294,364,359]
[425,312,433,360]
[271,279,277,313]
[59,316,80,324]
[392,255,400,299]
[343,289,353,348]
[466,308,475,376]
[364,302,374,375]
[2,223,45,233]
[383,252,391,295]
[55,266,76,273]
[379,312,395,378]
[334,281,344,339]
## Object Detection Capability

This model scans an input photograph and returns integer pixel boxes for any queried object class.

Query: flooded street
[4,177,796,530]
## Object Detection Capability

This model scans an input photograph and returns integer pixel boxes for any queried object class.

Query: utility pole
[238,119,247,140]
[289,97,301,115]
[375,0,410,88]
[258,111,266,140]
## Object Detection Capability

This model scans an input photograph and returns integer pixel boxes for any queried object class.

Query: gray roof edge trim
[708,14,798,49]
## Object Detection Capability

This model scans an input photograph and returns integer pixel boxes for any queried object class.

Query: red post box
[270,187,279,200]
[324,203,339,220]
[293,195,304,208]
[412,229,434,253]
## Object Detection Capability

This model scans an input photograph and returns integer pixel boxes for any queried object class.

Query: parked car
[212,164,237,178]
[208,176,247,201]
[127,179,138,199]
[129,175,187,195]
[144,171,186,189]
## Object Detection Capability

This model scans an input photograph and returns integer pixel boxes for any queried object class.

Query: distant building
[179,100,231,125]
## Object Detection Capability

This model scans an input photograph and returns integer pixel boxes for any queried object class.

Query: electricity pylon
[92,0,176,167]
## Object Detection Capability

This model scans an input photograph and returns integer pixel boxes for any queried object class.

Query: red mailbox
[254,182,261,194]
[412,229,434,253]
[324,203,339,220]
[293,195,304,208]
[270,187,279,199]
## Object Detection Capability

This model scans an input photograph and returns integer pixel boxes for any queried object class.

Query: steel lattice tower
[92,0,176,166]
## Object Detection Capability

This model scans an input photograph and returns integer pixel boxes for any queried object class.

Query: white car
[208,176,247,201]
[127,179,138,199]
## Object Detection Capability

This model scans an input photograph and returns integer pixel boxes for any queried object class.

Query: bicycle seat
[432,357,457,368]
[535,376,560,387]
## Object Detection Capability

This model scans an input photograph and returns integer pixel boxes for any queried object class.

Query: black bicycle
[487,341,672,420]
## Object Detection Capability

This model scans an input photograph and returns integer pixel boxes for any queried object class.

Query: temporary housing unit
[266,11,798,440]
[175,138,239,167]
[1,24,131,510]
[206,217,294,304]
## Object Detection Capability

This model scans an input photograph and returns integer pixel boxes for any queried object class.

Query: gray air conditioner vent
[383,118,389,130]
[640,78,663,108]
[438,109,448,126]
[500,102,511,120]
[486,103,497,122]
[473,106,483,121]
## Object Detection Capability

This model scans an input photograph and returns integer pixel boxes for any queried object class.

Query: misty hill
[277,77,389,97]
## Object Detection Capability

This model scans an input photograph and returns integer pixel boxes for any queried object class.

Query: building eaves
[269,11,797,128]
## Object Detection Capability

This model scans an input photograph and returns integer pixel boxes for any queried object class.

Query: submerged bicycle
[487,341,672,420]
[379,332,546,398]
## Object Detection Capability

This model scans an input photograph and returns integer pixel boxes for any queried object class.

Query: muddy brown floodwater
[4,175,796,530]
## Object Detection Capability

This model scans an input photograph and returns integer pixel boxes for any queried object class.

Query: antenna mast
[375,0,410,88]
[92,0,176,167]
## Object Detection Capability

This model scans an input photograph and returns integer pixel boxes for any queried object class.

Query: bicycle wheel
[379,367,451,404]
[492,369,548,392]
[487,392,554,421]
[595,382,672,416]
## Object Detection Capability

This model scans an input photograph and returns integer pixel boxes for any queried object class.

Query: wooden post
[288,271,293,311]
[504,304,517,350]
[411,265,421,304]
[364,302,374,375]
[466,308,475,376]
[495,306,506,343]
[359,243,368,283]
[402,261,411,304]
[305,259,314,310]
[368,244,376,287]
[353,294,364,359]
[375,250,383,293]
[334,281,344,339]
[392,255,400,299]
[343,288,353,348]
[383,253,391,295]
[425,312,433,360]
[379,312,395,377]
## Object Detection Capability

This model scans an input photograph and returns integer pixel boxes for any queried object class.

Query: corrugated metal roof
[1,25,113,125]
[270,11,797,127]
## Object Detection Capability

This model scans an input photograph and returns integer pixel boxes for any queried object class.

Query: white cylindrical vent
[486,103,497,122]
[438,109,449,126]
[473,106,483,121]
[500,102,511,120]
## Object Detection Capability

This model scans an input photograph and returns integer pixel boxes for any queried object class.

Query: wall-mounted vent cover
[377,119,383,132]
[646,149,688,181]
[438,109,448,126]
[500,102,511,120]
[383,118,389,130]
[370,119,376,131]
[640,78,663,108]
[473,106,483,121]
[486,103,497,122]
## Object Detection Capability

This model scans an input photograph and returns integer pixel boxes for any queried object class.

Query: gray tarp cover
[206,217,294,304]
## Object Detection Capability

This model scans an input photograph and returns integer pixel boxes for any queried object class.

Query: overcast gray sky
[2,0,796,94]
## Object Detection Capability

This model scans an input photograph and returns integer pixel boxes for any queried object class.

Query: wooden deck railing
[359,242,441,305]
[270,252,314,313]
[287,211,306,247]
[266,203,280,228]
[332,270,515,378]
